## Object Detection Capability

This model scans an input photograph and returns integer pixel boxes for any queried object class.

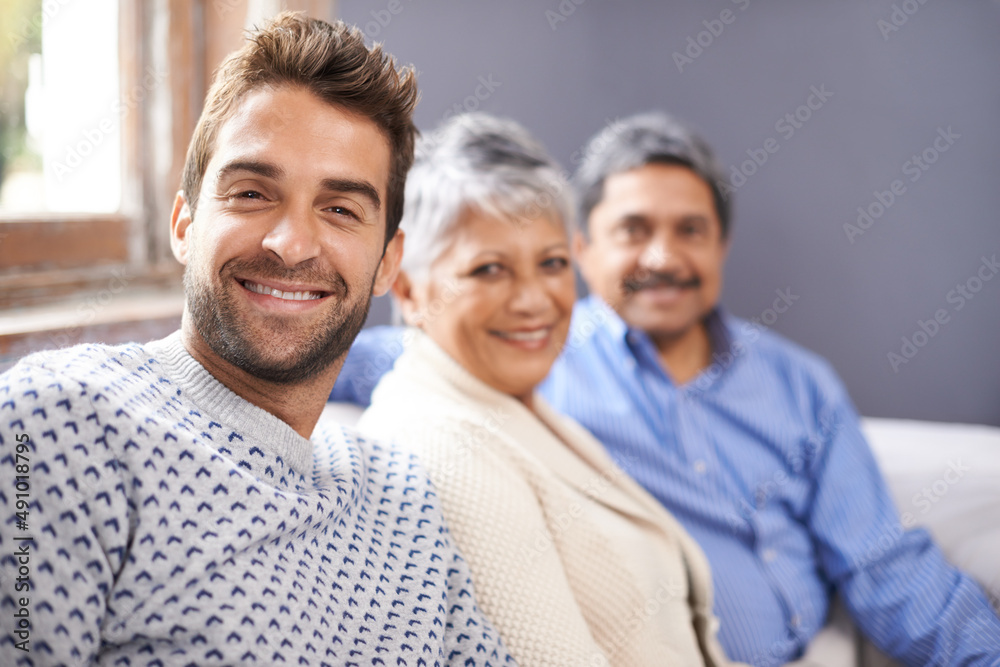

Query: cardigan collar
[397,329,667,525]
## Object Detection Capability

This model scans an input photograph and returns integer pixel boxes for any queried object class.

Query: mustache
[222,255,348,296]
[623,271,701,294]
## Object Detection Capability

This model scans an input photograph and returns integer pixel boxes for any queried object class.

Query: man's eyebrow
[216,160,285,183]
[320,178,382,212]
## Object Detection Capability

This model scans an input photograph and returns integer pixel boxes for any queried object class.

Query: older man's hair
[400,112,575,279]
[180,11,418,244]
[574,112,730,238]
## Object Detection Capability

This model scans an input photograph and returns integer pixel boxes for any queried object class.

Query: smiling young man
[0,13,511,666]
[331,112,1000,666]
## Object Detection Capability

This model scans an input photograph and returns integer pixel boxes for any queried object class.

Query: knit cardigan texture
[0,332,513,666]
[358,331,739,667]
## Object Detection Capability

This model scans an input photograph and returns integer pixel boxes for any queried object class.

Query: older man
[0,14,511,665]
[333,112,1000,666]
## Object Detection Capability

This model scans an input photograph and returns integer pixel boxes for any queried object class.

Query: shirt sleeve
[329,326,408,407]
[805,368,1000,665]
[0,362,130,666]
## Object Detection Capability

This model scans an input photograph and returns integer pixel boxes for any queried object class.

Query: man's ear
[170,191,194,265]
[373,229,404,297]
[390,270,423,327]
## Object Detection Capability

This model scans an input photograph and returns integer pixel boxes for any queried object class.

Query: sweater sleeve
[383,420,610,667]
[0,361,130,666]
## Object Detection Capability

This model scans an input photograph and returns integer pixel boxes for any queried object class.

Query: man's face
[577,163,728,346]
[171,85,401,384]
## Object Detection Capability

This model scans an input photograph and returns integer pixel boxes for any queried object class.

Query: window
[0,1,335,369]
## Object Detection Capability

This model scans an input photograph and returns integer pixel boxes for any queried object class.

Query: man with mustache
[333,112,1000,665]
[0,14,511,665]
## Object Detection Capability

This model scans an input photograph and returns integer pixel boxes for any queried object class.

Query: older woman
[356,113,738,666]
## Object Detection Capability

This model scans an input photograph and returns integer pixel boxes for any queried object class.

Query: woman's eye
[470,262,504,277]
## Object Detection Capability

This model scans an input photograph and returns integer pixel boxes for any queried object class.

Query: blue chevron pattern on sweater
[0,334,514,666]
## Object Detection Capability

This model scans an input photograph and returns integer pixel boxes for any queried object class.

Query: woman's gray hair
[574,112,731,238]
[399,113,575,280]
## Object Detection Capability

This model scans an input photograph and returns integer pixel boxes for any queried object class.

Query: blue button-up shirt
[331,296,1000,666]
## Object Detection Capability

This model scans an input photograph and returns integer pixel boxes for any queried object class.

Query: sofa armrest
[861,417,1000,606]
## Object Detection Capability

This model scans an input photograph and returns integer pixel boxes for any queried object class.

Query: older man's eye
[541,257,569,272]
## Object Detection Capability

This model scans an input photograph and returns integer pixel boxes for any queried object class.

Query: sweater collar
[145,331,314,476]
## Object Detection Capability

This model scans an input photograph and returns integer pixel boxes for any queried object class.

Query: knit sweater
[358,331,739,667]
[0,332,513,667]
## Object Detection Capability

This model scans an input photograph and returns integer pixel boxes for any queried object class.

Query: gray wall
[343,0,1000,426]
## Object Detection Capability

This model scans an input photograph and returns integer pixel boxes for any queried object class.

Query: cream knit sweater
[358,331,739,667]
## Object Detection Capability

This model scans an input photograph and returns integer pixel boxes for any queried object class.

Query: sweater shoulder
[2,341,158,403]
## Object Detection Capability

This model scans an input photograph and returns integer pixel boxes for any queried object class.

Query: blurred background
[1,0,997,426]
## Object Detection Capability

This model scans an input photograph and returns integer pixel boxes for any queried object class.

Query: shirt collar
[581,294,735,357]
[579,295,742,390]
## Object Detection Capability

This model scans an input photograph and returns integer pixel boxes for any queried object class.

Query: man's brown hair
[180,11,418,243]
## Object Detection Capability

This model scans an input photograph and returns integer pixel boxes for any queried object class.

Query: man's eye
[330,206,359,220]
[541,257,569,272]
[236,190,265,200]
[620,222,648,240]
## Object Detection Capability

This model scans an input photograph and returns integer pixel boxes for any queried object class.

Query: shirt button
[790,614,802,628]
[693,460,707,474]
[761,548,777,562]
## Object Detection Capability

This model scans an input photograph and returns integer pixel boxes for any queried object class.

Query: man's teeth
[496,329,549,342]
[244,280,323,301]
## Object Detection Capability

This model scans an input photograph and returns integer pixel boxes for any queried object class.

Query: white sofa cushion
[862,417,1000,606]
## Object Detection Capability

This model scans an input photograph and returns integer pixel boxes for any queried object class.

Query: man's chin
[622,308,704,342]
[222,342,339,385]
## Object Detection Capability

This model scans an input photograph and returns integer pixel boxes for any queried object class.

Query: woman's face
[401,211,576,404]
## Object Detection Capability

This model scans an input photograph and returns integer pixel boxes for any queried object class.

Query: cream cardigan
[357,332,739,667]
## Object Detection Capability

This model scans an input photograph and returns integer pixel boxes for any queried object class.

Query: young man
[332,112,1000,666]
[0,14,511,666]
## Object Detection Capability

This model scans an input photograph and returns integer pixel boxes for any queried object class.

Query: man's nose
[261,205,321,266]
[638,234,680,272]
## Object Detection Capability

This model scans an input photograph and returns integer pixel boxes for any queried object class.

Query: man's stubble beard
[184,252,375,385]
